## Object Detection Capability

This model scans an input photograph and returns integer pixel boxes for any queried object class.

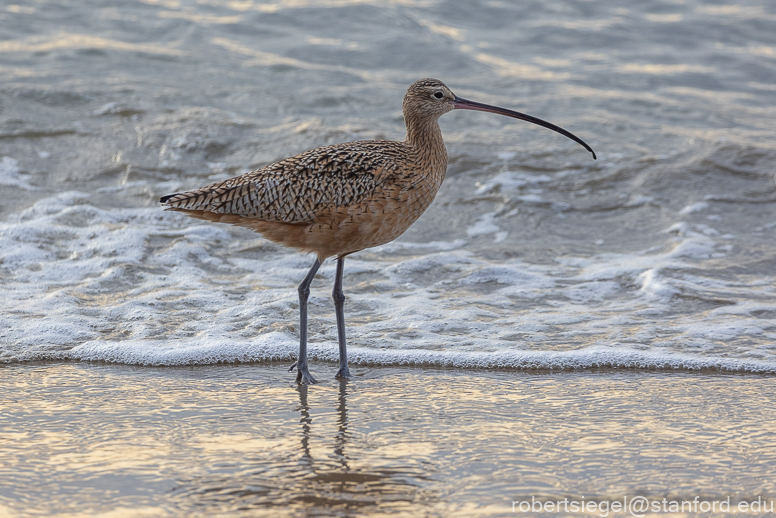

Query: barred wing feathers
[160,141,404,224]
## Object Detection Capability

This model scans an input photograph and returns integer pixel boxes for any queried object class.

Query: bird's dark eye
[434,92,444,99]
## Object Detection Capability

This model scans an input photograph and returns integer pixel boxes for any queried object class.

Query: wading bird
[160,78,595,384]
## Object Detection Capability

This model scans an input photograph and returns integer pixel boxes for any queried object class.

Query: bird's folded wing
[161,141,402,224]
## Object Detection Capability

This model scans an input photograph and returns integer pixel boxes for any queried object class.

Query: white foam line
[15,337,776,374]
[342,346,776,373]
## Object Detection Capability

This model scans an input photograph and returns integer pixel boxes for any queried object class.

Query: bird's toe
[296,369,318,385]
[334,367,352,379]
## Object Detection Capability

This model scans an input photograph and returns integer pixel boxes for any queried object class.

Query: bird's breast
[303,159,447,257]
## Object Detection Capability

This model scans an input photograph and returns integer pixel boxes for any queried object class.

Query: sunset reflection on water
[2,363,774,517]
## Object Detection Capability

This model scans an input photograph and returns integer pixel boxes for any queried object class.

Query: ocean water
[2,364,775,517]
[2,0,775,373]
[2,0,776,515]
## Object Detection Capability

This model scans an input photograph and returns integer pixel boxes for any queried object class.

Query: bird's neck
[404,113,447,168]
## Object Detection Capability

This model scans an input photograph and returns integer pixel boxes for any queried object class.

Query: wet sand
[1,363,774,517]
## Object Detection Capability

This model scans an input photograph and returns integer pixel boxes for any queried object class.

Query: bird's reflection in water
[291,380,428,510]
[297,380,350,470]
[173,379,431,515]
[296,382,314,463]
[333,380,348,469]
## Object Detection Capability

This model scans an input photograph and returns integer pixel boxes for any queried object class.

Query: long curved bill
[453,96,596,160]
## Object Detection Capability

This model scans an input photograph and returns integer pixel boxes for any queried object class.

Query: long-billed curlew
[160,78,595,384]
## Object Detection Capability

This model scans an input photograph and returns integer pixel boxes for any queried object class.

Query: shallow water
[2,364,775,517]
[2,0,776,371]
[1,0,776,515]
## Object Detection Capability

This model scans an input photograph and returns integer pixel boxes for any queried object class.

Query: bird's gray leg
[291,258,321,385]
[333,256,352,379]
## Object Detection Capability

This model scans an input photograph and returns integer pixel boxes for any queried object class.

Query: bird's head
[403,78,596,159]
[402,78,457,120]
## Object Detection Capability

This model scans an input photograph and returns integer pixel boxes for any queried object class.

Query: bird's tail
[159,183,227,212]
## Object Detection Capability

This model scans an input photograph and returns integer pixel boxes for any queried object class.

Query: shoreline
[2,362,774,517]
[6,339,776,374]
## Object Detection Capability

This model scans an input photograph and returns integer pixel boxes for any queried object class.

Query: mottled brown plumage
[162,80,452,260]
[161,78,595,384]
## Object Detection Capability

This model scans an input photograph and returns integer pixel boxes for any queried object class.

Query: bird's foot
[288,362,297,372]
[335,366,352,379]
[295,366,318,385]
